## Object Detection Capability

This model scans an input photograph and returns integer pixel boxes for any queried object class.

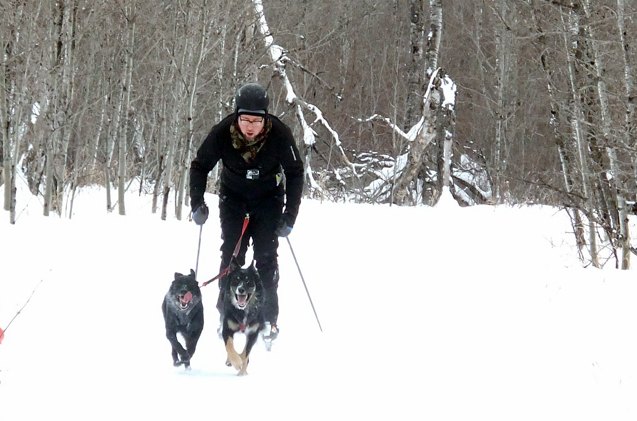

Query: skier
[189,82,304,342]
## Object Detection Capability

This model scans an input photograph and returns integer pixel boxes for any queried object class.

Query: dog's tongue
[182,291,193,304]
[237,294,247,306]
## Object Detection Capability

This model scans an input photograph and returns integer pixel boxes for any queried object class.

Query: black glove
[275,213,293,237]
[192,203,209,225]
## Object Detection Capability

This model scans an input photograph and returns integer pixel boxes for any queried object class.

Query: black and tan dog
[220,261,264,376]
[162,270,204,369]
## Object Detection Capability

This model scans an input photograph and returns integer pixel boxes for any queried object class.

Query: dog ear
[189,269,196,278]
[174,272,183,280]
[248,260,259,276]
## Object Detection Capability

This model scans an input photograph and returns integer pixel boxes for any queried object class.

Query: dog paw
[237,360,248,376]
[227,353,243,371]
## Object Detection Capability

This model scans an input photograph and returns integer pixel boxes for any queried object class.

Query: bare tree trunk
[561,7,599,267]
[392,68,440,204]
[161,2,205,221]
[153,95,168,215]
[575,0,626,268]
[160,81,180,221]
[43,4,61,217]
[425,0,442,73]
[392,0,444,205]
[118,4,136,216]
[161,131,177,221]
[176,5,211,221]
[91,93,107,172]
[1,22,12,213]
[493,0,513,203]
[42,0,76,217]
[404,0,425,130]
[105,35,125,213]
[438,73,455,194]
[2,2,43,222]
[152,154,163,214]
[56,1,77,217]
[616,0,635,269]
[532,2,586,252]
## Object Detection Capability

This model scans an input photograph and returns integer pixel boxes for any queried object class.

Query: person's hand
[192,203,209,225]
[275,213,293,237]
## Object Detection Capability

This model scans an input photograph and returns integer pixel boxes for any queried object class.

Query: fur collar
[230,119,272,163]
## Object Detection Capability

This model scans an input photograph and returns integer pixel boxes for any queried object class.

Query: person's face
[238,115,265,141]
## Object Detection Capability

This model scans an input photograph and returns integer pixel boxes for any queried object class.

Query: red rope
[232,214,250,258]
[201,214,250,287]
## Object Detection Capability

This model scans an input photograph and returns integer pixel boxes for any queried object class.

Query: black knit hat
[235,83,269,116]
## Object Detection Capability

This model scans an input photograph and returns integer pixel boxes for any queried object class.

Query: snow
[2,185,637,420]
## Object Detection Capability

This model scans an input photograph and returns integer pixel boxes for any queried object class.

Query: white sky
[1,184,637,420]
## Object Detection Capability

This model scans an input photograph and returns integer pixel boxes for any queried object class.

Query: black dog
[162,270,204,369]
[220,261,264,376]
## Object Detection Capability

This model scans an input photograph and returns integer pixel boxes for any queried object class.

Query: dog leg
[237,344,250,375]
[185,333,201,361]
[166,331,190,366]
[177,351,191,368]
[225,337,243,371]
[238,357,249,376]
[237,330,260,375]
[237,350,250,376]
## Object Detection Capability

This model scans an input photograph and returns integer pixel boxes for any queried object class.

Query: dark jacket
[190,114,304,224]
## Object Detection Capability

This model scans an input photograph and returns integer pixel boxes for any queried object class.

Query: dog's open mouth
[178,291,193,309]
[234,292,252,309]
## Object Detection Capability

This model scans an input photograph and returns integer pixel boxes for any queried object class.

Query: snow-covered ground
[2,185,636,420]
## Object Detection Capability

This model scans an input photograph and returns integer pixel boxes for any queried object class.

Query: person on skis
[189,82,304,341]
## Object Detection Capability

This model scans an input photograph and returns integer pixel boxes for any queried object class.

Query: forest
[2,0,637,268]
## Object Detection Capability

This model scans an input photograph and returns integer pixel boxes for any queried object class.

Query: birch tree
[563,1,633,269]
[561,6,601,267]
[167,2,217,221]
[615,0,635,269]
[116,2,137,216]
[404,0,426,130]
[391,0,447,205]
[2,2,52,224]
[41,1,76,217]
[249,0,356,198]
[0,4,17,213]
[492,0,514,203]
[531,1,586,255]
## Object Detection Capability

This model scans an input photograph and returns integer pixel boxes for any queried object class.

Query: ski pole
[285,237,323,332]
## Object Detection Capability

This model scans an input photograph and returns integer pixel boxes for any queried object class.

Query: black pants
[217,192,283,324]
